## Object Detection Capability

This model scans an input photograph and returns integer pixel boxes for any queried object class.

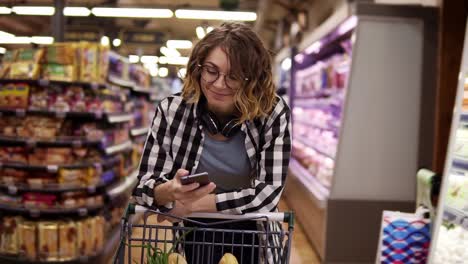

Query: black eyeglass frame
[197,64,249,90]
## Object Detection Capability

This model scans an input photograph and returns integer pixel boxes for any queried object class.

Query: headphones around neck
[199,110,241,138]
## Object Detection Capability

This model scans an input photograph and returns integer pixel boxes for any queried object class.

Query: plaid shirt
[133,94,291,215]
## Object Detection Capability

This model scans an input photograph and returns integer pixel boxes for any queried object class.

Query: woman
[133,21,291,263]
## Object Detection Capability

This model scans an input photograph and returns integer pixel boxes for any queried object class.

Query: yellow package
[42,64,76,82]
[79,42,99,82]
[10,61,41,79]
[45,43,76,65]
[98,45,109,83]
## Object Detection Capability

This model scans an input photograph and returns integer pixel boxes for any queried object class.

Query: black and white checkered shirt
[133,93,291,214]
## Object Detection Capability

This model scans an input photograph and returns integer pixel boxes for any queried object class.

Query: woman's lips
[208,88,232,97]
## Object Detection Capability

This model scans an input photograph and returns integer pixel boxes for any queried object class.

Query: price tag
[95,111,103,119]
[26,139,37,148]
[77,208,88,216]
[7,185,18,195]
[55,111,66,119]
[72,140,83,148]
[29,209,40,218]
[47,165,59,173]
[38,79,50,87]
[91,82,99,90]
[15,109,26,117]
[87,186,96,194]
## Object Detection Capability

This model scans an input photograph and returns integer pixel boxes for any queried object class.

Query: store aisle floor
[278,199,321,264]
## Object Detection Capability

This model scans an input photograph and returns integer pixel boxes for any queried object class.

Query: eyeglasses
[198,64,248,90]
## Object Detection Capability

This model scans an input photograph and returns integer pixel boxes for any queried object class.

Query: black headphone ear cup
[201,111,220,135]
[221,120,240,138]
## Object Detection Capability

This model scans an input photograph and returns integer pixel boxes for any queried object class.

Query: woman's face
[200,46,240,116]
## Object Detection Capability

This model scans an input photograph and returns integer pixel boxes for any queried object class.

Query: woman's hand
[154,169,216,207]
[157,200,192,223]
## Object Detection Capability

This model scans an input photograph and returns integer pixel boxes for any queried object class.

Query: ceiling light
[140,55,158,64]
[0,7,12,14]
[0,47,6,54]
[0,31,14,38]
[196,26,205,39]
[160,46,181,58]
[158,67,169,77]
[12,6,55,16]
[178,68,187,78]
[207,26,214,33]
[92,7,173,18]
[100,36,110,46]
[175,9,257,21]
[167,40,192,49]
[129,55,140,63]
[0,36,31,44]
[113,38,122,47]
[31,36,54,45]
[150,68,158,77]
[64,7,91,17]
[159,56,189,66]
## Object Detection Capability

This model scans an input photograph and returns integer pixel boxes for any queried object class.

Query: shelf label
[15,109,26,117]
[7,185,18,195]
[72,140,83,148]
[91,82,99,90]
[77,208,88,216]
[38,79,50,87]
[25,139,36,148]
[55,111,66,119]
[46,165,59,173]
[87,186,96,193]
[29,209,40,218]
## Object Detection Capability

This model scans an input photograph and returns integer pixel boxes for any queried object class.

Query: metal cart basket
[114,203,295,264]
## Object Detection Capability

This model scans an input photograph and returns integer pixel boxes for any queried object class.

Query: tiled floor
[124,198,320,263]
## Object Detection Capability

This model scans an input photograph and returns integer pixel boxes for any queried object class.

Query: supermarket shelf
[106,113,133,123]
[289,158,329,209]
[133,85,152,94]
[0,78,106,89]
[443,205,468,231]
[294,88,344,100]
[104,140,132,155]
[0,228,121,264]
[130,126,149,137]
[0,157,120,173]
[0,108,133,124]
[108,75,134,88]
[107,170,139,200]
[0,171,117,195]
[294,119,339,133]
[294,136,335,159]
[0,203,103,218]
[0,135,101,148]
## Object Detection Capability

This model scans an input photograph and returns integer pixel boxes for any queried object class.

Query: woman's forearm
[153,181,174,206]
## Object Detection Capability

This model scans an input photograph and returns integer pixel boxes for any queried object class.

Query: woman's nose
[212,74,226,88]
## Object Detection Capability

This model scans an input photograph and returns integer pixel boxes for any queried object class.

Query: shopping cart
[113,203,295,264]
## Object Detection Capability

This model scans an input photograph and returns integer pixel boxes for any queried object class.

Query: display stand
[427,18,468,264]
[280,2,438,263]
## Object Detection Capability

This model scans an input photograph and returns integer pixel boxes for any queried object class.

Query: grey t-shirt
[196,130,252,193]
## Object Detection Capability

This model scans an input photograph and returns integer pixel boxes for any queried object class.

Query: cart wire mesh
[114,204,295,264]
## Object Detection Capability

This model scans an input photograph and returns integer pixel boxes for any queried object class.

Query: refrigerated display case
[428,18,468,264]
[280,2,438,263]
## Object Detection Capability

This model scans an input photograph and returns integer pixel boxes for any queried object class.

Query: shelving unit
[428,18,468,264]
[281,2,437,263]
[0,44,154,263]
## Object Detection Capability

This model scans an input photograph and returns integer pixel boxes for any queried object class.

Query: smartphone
[180,172,210,186]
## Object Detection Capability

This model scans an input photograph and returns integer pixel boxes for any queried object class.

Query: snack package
[42,64,76,82]
[61,191,86,208]
[0,216,19,254]
[1,168,27,184]
[98,45,110,83]
[0,50,18,78]
[28,86,48,110]
[58,221,77,260]
[38,222,59,261]
[26,172,57,187]
[58,168,87,186]
[44,43,76,65]
[94,216,105,252]
[9,48,44,79]
[23,192,58,208]
[76,220,87,256]
[79,42,99,82]
[18,220,37,260]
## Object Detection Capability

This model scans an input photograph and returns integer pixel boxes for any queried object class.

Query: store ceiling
[0,0,269,58]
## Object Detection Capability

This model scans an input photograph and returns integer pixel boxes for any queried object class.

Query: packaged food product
[46,148,73,164]
[38,222,59,261]
[0,50,17,78]
[76,220,90,256]
[58,221,77,260]
[28,86,48,110]
[85,217,96,254]
[44,44,76,65]
[42,64,76,82]
[23,192,57,208]
[58,168,86,186]
[0,193,21,205]
[18,220,37,260]
[0,216,19,255]
[93,216,105,252]
[61,191,86,208]
[1,168,27,184]
[10,62,41,79]
[98,45,109,83]
[83,167,99,185]
[79,42,99,82]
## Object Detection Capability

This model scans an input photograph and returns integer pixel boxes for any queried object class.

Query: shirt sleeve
[132,99,175,212]
[215,100,292,214]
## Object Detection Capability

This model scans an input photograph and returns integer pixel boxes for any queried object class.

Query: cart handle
[126,204,295,228]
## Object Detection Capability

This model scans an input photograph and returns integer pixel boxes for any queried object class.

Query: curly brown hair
[181,21,276,123]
